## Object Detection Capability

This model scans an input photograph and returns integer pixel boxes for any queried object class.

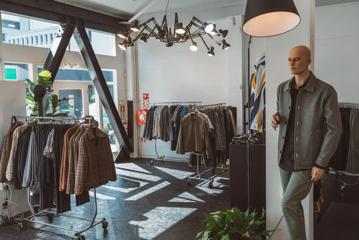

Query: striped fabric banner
[250,55,266,132]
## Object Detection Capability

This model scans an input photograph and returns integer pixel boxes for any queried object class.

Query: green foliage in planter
[25,79,39,116]
[37,70,53,89]
[196,208,265,240]
[25,70,71,117]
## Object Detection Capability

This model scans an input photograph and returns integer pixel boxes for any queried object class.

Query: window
[2,13,116,56]
[89,29,116,56]
[2,19,20,30]
[2,13,59,48]
[4,62,31,81]
[37,67,113,82]
[40,67,118,152]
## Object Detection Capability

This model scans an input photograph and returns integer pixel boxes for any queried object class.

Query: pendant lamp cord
[164,0,170,15]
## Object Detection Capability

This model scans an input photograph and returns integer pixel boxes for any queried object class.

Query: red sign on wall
[143,93,149,100]
[143,93,150,110]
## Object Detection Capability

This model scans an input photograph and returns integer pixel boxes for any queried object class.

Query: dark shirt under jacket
[280,80,308,171]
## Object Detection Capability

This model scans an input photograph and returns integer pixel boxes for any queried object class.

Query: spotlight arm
[206,33,222,46]
[199,35,210,50]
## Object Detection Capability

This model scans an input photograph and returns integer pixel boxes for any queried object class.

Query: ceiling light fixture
[116,0,229,56]
[190,41,198,52]
[242,0,301,37]
[222,39,230,50]
[117,32,128,39]
[130,20,140,32]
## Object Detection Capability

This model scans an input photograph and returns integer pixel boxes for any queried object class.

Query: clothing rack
[152,101,202,105]
[16,116,108,240]
[187,103,230,188]
[195,102,227,109]
[187,154,228,188]
[330,102,359,190]
[150,101,202,166]
[339,102,359,108]
[328,168,359,191]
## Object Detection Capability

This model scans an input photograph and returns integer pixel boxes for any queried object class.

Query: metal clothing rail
[150,102,202,166]
[187,153,229,188]
[339,102,359,108]
[20,189,108,240]
[152,101,202,105]
[196,102,227,109]
[16,116,108,240]
[328,168,359,191]
[187,103,229,188]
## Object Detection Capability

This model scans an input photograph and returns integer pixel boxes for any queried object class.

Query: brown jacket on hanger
[74,127,116,195]
[66,127,85,194]
[6,124,31,181]
[0,120,22,182]
[59,125,78,192]
[176,111,214,161]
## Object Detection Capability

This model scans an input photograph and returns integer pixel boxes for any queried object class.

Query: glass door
[52,82,89,118]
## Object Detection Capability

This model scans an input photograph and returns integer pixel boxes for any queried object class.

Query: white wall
[135,9,243,160]
[0,81,32,218]
[263,0,315,239]
[315,2,359,104]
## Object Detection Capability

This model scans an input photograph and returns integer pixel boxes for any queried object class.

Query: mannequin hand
[311,166,325,182]
[271,114,280,130]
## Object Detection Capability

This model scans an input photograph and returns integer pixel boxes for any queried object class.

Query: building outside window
[36,67,119,152]
[1,13,116,56]
[4,62,31,81]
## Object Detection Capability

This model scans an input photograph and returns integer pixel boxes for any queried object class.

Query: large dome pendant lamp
[242,0,301,37]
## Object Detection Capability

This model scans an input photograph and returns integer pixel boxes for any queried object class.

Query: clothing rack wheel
[75,234,85,240]
[102,219,109,229]
[187,178,192,186]
[46,212,54,222]
[208,180,214,189]
[17,221,25,231]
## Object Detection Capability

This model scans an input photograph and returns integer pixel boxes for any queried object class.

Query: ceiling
[54,0,359,19]
[54,0,242,18]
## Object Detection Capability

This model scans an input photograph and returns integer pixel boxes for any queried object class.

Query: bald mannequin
[271,45,342,240]
[288,45,312,88]
[273,45,325,182]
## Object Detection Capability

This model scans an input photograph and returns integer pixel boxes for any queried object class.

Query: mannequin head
[288,45,311,75]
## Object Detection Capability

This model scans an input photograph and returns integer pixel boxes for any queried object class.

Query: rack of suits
[0,116,113,238]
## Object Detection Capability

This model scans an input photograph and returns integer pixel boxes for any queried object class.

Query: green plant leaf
[221,234,230,240]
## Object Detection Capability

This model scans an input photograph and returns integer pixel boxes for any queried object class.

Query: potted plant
[25,70,71,117]
[196,208,266,240]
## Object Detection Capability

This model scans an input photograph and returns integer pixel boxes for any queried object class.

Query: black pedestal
[229,143,266,212]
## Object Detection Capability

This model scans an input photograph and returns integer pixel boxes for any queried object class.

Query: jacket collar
[284,71,316,93]
[85,126,106,140]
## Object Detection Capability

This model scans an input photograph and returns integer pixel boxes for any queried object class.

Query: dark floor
[0,159,230,240]
[315,174,359,240]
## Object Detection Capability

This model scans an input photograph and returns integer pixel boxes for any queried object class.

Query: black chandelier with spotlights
[117,12,230,56]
